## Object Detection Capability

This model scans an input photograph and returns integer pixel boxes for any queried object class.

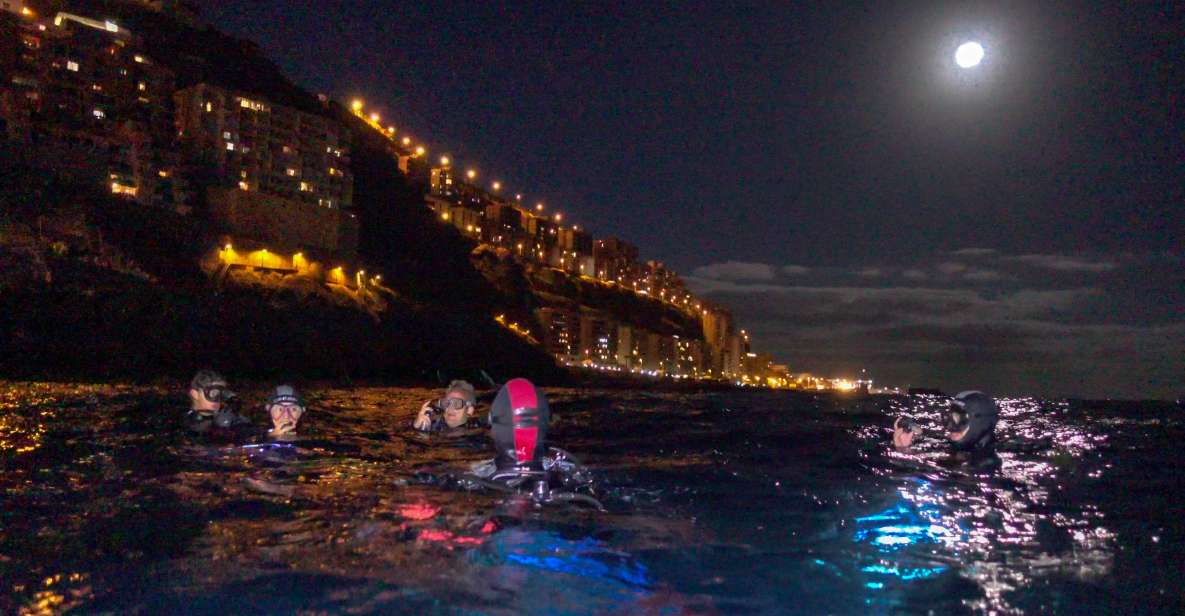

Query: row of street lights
[348,97,569,226]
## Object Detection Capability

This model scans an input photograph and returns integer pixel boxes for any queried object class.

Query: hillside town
[0,2,875,392]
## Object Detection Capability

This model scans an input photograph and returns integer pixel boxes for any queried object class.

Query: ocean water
[0,382,1181,615]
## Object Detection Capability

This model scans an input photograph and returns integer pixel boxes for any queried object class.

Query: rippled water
[1,382,1182,614]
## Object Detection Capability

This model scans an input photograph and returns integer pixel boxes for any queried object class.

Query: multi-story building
[0,11,185,209]
[175,83,356,255]
[578,313,618,365]
[175,83,352,210]
[593,237,639,284]
[536,307,578,362]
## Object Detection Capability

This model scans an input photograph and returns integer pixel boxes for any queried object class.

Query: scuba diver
[266,384,306,440]
[412,380,484,433]
[184,370,252,436]
[457,378,602,509]
[893,390,1001,469]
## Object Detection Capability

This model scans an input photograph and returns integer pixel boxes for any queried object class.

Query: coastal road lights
[350,99,363,112]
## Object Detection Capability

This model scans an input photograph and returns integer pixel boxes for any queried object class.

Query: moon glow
[955,41,985,68]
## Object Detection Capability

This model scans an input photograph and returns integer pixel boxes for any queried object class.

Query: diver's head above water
[189,370,233,414]
[267,384,306,437]
[491,378,549,473]
[944,390,998,451]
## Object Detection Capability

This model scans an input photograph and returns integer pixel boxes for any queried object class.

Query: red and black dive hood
[491,378,549,472]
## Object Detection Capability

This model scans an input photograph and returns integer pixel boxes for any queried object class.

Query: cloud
[963,268,1007,282]
[683,251,1181,398]
[1006,254,1118,272]
[950,248,998,257]
[937,262,968,275]
[901,269,928,280]
[782,265,811,275]
[856,267,883,278]
[690,261,777,281]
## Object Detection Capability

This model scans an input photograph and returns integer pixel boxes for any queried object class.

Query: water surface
[1,382,1181,614]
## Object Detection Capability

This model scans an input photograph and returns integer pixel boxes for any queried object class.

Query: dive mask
[943,400,969,433]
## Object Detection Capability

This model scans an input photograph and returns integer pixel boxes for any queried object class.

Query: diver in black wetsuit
[893,390,1000,469]
[184,370,252,436]
[412,380,484,434]
[462,378,600,508]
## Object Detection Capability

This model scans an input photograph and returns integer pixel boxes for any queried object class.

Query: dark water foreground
[1,383,1181,615]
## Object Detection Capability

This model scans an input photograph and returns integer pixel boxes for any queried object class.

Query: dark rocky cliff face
[0,147,566,384]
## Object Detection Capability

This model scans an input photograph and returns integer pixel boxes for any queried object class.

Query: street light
[439,155,450,166]
[369,112,380,123]
[492,181,501,191]
[467,169,477,180]
[415,146,426,156]
[401,137,411,146]
[536,203,544,211]
[351,99,363,112]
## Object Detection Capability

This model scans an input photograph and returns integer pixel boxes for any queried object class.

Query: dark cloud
[684,252,1183,398]
[949,248,999,257]
[782,265,811,276]
[1004,254,1119,273]
[689,261,777,281]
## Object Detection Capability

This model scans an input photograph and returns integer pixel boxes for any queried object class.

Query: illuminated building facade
[175,83,352,211]
[0,11,185,209]
[536,307,578,362]
[593,237,639,283]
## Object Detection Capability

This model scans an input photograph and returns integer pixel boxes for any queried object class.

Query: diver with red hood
[463,378,601,508]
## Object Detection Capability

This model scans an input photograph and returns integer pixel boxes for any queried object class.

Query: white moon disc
[955,41,985,68]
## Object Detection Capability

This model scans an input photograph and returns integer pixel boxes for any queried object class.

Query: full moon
[955,41,985,68]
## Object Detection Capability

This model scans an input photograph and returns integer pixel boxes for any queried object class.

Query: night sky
[203,1,1183,399]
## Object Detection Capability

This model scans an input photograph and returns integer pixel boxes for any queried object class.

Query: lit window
[66,60,79,72]
[286,168,296,177]
[92,108,105,119]
[299,181,311,192]
[111,182,137,197]
[226,142,235,151]
[222,131,231,140]
[282,146,291,154]
[204,101,212,113]
[138,82,146,91]
[104,21,119,33]
[239,181,249,191]
[134,54,144,63]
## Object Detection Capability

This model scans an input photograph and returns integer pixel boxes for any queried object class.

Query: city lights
[351,99,363,112]
[467,169,477,180]
[439,155,450,166]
